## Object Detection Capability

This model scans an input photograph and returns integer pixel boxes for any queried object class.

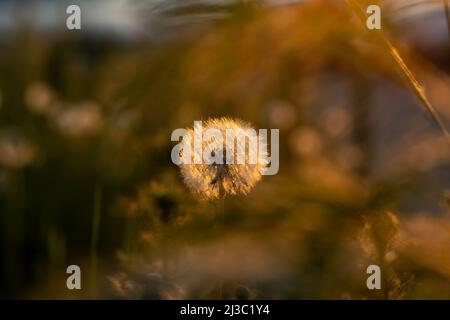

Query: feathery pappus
[178,118,268,199]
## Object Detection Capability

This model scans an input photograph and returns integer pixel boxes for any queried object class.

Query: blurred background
[0,0,449,299]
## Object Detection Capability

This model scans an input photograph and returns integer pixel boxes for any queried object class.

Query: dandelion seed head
[179,117,268,199]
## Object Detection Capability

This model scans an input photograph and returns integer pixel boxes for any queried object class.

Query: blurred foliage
[0,0,449,299]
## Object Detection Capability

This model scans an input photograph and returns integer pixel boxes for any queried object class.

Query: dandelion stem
[90,185,102,299]
[217,184,225,299]
[346,0,450,146]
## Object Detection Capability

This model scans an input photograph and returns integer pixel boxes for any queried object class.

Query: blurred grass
[347,0,450,144]
[0,0,449,299]
[90,185,102,299]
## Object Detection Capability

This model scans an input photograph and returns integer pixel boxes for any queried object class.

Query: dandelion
[179,117,268,199]
[24,82,55,114]
[54,102,103,138]
[107,271,185,299]
[357,211,411,299]
[0,131,38,169]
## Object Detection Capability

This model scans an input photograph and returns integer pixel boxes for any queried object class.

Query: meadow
[0,0,449,299]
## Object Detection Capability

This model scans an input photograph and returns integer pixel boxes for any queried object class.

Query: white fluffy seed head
[179,117,268,200]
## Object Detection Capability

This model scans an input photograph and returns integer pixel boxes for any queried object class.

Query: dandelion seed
[179,117,268,199]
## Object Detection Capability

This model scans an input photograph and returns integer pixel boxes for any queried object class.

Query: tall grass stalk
[90,186,102,299]
[346,0,450,145]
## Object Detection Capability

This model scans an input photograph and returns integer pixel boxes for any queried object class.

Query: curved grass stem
[346,0,450,146]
